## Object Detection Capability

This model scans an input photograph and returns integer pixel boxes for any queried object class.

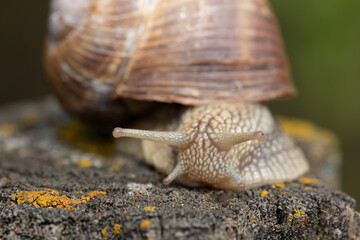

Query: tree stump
[0,97,358,239]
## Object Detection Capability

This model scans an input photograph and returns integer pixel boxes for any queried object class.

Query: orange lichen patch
[21,111,38,127]
[277,117,339,147]
[140,220,152,228]
[272,183,285,188]
[113,224,121,236]
[108,158,124,172]
[277,117,316,139]
[280,191,290,195]
[101,227,108,240]
[202,190,214,197]
[260,190,268,197]
[288,209,308,229]
[251,220,257,224]
[59,120,115,157]
[0,123,19,137]
[298,177,319,185]
[209,207,216,209]
[77,158,92,168]
[144,206,157,212]
[10,189,106,210]
[88,191,102,198]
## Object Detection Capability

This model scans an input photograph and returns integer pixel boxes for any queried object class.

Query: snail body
[113,103,308,191]
[46,0,309,191]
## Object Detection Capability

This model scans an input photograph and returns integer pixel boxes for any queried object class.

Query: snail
[45,0,309,191]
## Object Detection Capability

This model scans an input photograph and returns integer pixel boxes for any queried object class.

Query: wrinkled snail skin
[113,103,309,192]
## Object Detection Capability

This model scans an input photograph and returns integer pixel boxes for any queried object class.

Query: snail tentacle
[163,164,185,185]
[113,127,190,148]
[226,167,245,190]
[212,131,266,151]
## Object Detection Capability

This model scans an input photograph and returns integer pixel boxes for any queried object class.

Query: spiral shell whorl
[115,0,295,104]
[46,0,296,119]
[46,0,160,123]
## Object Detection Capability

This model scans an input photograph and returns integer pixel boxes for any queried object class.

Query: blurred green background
[0,1,359,209]
[270,0,360,210]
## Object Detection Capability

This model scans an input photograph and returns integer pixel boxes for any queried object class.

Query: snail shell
[46,0,309,190]
[46,0,295,121]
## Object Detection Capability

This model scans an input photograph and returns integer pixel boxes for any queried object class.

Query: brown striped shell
[46,0,295,122]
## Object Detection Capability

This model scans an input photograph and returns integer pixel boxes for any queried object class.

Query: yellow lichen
[278,118,317,139]
[260,190,268,197]
[108,158,124,172]
[288,209,308,229]
[277,117,339,148]
[101,227,108,240]
[123,210,127,214]
[144,206,157,212]
[77,158,92,168]
[88,191,105,198]
[202,190,214,197]
[140,220,152,228]
[298,177,319,185]
[305,186,316,191]
[0,123,19,137]
[272,183,285,188]
[280,191,290,195]
[251,220,257,224]
[10,189,106,210]
[209,207,215,209]
[59,121,115,157]
[21,111,38,127]
[113,224,121,236]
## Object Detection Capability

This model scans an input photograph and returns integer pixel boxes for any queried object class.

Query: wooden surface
[0,97,358,239]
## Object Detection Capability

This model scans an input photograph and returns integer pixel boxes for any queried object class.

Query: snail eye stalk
[212,131,265,151]
[113,127,190,148]
[163,164,185,185]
